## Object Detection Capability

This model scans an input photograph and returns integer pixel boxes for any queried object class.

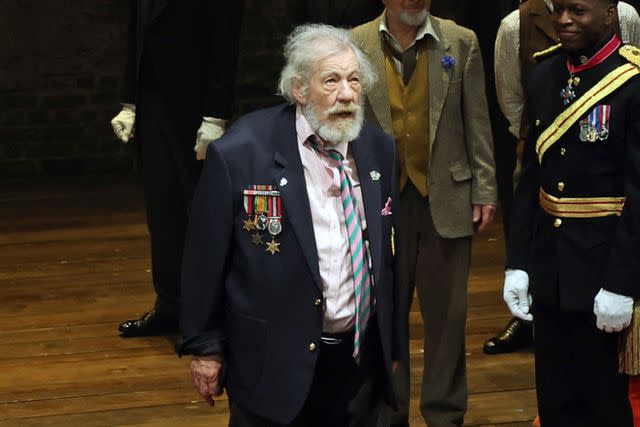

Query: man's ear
[292,77,306,106]
[606,3,618,26]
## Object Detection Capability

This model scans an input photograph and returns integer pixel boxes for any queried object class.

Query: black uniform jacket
[176,104,408,424]
[507,44,640,312]
[122,0,243,120]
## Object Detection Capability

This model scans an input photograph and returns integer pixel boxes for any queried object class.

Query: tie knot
[307,135,344,164]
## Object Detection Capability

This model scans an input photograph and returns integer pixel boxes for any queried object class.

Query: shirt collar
[379,11,438,51]
[295,105,349,159]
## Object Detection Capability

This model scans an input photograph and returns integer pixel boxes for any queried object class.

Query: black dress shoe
[118,309,179,337]
[483,317,533,355]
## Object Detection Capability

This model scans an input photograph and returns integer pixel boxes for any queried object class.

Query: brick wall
[0,0,297,178]
[0,1,135,177]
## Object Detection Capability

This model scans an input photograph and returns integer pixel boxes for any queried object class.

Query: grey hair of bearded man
[278,24,378,104]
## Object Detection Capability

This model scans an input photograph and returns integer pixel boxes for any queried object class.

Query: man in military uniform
[487,0,640,355]
[503,0,640,425]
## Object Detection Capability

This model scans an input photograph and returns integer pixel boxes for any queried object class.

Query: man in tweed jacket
[352,1,497,426]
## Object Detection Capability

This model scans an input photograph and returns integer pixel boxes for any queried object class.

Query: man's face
[551,0,617,52]
[295,49,364,145]
[383,0,430,27]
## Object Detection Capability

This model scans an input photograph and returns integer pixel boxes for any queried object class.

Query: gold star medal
[242,188,256,233]
[251,233,264,246]
[266,238,280,255]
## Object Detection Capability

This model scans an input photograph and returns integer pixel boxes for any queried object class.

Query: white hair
[278,24,377,103]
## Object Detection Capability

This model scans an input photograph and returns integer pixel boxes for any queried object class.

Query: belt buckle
[320,336,343,345]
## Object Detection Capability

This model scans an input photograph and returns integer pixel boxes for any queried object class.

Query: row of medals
[244,212,282,255]
[580,122,609,142]
[563,75,609,142]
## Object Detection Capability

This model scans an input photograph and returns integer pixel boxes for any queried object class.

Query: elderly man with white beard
[177,24,408,427]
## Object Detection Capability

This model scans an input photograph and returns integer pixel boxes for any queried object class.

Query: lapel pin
[370,170,381,181]
[279,177,288,187]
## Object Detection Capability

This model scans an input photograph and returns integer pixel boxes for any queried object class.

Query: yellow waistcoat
[384,43,430,196]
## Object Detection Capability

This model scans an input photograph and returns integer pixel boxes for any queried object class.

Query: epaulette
[619,44,640,68]
[532,43,562,61]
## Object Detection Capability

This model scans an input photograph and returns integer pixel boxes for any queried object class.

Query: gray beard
[399,9,428,27]
[303,104,364,146]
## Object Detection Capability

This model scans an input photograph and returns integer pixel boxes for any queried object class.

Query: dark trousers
[534,304,632,427]
[391,184,471,427]
[229,321,388,427]
[137,77,201,316]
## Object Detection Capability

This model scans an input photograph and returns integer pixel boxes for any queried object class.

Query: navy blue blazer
[177,104,408,423]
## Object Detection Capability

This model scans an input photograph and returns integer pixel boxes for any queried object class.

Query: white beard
[399,9,428,27]
[303,102,364,146]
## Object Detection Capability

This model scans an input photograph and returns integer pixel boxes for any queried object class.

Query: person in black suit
[110,0,244,337]
[177,24,408,426]
[503,0,640,425]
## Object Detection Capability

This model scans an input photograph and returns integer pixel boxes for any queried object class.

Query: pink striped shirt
[295,107,367,333]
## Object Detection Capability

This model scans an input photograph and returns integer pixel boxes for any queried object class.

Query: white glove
[503,269,533,321]
[594,288,633,333]
[110,103,136,143]
[194,117,226,160]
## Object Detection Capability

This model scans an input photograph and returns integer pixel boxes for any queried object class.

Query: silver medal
[268,219,282,236]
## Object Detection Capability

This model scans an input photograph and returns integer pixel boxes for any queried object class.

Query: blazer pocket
[449,162,472,182]
[226,311,267,390]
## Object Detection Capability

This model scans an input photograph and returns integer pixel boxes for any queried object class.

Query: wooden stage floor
[0,177,536,427]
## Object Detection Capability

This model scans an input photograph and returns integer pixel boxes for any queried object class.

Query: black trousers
[534,304,632,427]
[137,76,202,316]
[229,320,387,427]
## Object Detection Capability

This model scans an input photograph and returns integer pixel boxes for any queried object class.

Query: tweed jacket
[352,13,497,238]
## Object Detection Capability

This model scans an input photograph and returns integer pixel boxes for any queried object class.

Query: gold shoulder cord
[532,43,562,61]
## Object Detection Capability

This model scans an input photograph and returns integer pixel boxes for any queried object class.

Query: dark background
[2,0,637,179]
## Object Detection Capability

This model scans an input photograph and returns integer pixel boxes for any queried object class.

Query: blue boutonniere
[441,54,456,69]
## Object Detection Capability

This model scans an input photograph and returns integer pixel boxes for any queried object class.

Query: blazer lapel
[427,17,452,149]
[351,133,382,287]
[272,107,323,289]
[360,16,394,134]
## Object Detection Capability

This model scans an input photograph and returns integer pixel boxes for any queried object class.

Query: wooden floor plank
[0,179,537,426]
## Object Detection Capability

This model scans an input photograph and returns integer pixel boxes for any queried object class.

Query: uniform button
[557,182,565,192]
[554,218,562,228]
[314,298,322,306]
[535,119,541,126]
[560,148,566,156]
[309,343,317,351]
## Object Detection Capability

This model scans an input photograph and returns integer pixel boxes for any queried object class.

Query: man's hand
[503,269,533,321]
[594,288,634,333]
[473,204,496,233]
[110,104,136,143]
[392,360,399,374]
[194,117,226,160]
[190,355,225,407]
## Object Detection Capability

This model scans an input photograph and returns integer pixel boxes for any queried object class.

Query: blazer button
[560,147,566,156]
[554,218,562,228]
[309,343,317,352]
[557,182,565,192]
[314,298,322,306]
